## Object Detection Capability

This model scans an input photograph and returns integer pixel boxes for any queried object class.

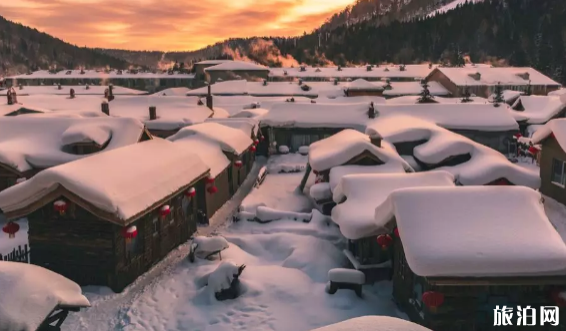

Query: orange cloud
[0,0,355,51]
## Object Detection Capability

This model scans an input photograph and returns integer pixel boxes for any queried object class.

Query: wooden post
[101,101,110,115]
[108,84,114,101]
[149,106,157,120]
[206,84,213,110]
[70,88,75,99]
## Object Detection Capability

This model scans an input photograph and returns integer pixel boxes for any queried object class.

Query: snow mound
[60,122,112,146]
[193,236,230,255]
[169,122,252,155]
[328,269,365,284]
[531,118,566,152]
[310,182,332,202]
[0,261,90,331]
[388,186,566,277]
[311,316,432,331]
[207,261,243,293]
[279,145,290,154]
[511,96,566,124]
[298,146,310,155]
[256,206,311,223]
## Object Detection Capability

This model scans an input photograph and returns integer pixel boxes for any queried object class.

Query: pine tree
[492,82,505,107]
[418,80,434,103]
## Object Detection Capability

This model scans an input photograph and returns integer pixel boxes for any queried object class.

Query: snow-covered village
[1,0,566,330]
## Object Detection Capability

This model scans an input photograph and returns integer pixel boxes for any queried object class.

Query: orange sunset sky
[0,0,356,51]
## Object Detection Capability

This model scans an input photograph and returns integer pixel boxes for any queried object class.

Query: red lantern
[528,146,540,155]
[160,205,171,217]
[422,291,445,312]
[122,226,138,239]
[205,176,215,184]
[550,288,566,307]
[254,139,259,146]
[513,133,522,139]
[250,145,257,152]
[393,227,399,238]
[234,160,243,168]
[53,200,68,215]
[207,186,218,194]
[2,221,20,239]
[260,136,265,141]
[185,187,196,198]
[376,234,393,249]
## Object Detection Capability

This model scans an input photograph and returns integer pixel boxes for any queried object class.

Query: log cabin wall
[272,127,343,153]
[0,165,20,192]
[204,167,231,218]
[540,137,566,206]
[348,237,391,266]
[345,90,383,97]
[28,203,116,288]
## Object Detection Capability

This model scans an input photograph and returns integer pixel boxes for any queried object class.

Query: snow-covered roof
[382,81,449,96]
[151,87,191,96]
[230,108,269,119]
[386,95,488,105]
[168,135,230,177]
[428,0,484,17]
[269,64,435,79]
[204,61,269,72]
[367,115,540,188]
[345,79,383,91]
[308,129,407,172]
[168,122,252,155]
[386,186,566,277]
[511,96,566,125]
[532,119,566,152]
[0,139,209,223]
[549,88,566,97]
[187,80,248,96]
[310,316,432,331]
[9,69,194,80]
[431,67,561,86]
[0,116,145,172]
[0,85,146,96]
[205,117,259,136]
[195,60,234,65]
[0,261,90,331]
[332,171,455,240]
[328,163,409,192]
[186,80,318,97]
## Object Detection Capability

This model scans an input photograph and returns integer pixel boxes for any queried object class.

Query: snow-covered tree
[492,82,504,107]
[418,80,435,103]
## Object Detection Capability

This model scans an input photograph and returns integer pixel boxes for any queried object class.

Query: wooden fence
[0,244,30,263]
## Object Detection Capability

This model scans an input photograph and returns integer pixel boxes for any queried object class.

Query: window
[126,235,139,259]
[551,158,566,186]
[507,141,517,157]
[152,217,160,236]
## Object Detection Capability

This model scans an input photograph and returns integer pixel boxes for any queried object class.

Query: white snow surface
[432,66,560,86]
[309,182,332,202]
[332,171,455,240]
[388,186,566,277]
[428,0,484,16]
[9,69,194,80]
[367,115,540,188]
[256,206,311,222]
[310,316,432,331]
[0,139,209,223]
[0,85,145,96]
[230,108,269,119]
[346,79,383,91]
[328,164,409,192]
[382,81,449,96]
[204,61,269,72]
[0,261,90,331]
[152,87,192,96]
[169,122,252,155]
[168,135,230,177]
[193,236,230,255]
[327,269,365,285]
[308,129,409,172]
[0,116,144,172]
[206,261,242,293]
[269,65,434,80]
[511,96,566,124]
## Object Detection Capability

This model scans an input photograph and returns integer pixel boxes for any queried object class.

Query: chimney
[468,72,481,81]
[108,84,114,101]
[70,88,75,99]
[368,102,376,119]
[366,65,372,71]
[101,101,110,115]
[206,84,213,110]
[517,72,530,80]
[334,78,338,85]
[298,79,303,86]
[149,106,157,120]
[263,79,267,86]
[19,84,23,90]
[370,135,382,147]
[6,89,12,105]
[85,83,90,90]
[57,83,62,90]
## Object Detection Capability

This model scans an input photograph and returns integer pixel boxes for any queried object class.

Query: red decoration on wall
[250,145,257,152]
[53,200,68,215]
[393,227,399,238]
[122,226,138,239]
[422,291,445,311]
[160,205,171,217]
[206,176,215,184]
[234,160,243,168]
[254,139,259,146]
[528,146,540,155]
[185,187,196,198]
[207,186,218,194]
[260,136,265,141]
[376,234,393,249]
[2,221,19,239]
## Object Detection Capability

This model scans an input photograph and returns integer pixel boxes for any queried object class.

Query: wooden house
[0,261,91,331]
[387,186,566,331]
[331,171,455,283]
[0,117,151,192]
[426,67,561,98]
[532,119,566,206]
[204,61,270,84]
[0,139,210,292]
[169,122,255,218]
[344,79,384,97]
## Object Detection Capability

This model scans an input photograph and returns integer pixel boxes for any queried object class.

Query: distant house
[169,122,255,218]
[0,139,210,292]
[0,116,151,192]
[193,60,235,82]
[386,186,566,331]
[531,119,566,206]
[344,79,384,97]
[204,61,270,84]
[426,67,561,98]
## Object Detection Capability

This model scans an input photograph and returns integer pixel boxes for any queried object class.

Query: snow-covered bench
[326,268,365,297]
[188,236,229,262]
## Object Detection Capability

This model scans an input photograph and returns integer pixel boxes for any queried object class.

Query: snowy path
[63,159,266,331]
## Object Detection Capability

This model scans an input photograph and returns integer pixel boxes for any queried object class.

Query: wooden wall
[540,136,566,206]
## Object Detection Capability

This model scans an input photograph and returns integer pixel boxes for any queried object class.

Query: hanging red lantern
[205,176,215,184]
[393,227,399,238]
[53,200,68,215]
[160,205,171,217]
[250,145,257,152]
[528,146,540,155]
[422,291,445,312]
[376,234,393,249]
[234,160,243,168]
[207,185,218,194]
[260,136,265,141]
[122,226,138,239]
[550,288,566,307]
[254,139,259,146]
[513,133,522,139]
[185,187,196,198]
[2,221,20,239]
